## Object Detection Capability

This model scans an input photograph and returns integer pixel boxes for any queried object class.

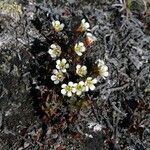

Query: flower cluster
[29,9,112,147]
[61,78,97,97]
[49,19,108,97]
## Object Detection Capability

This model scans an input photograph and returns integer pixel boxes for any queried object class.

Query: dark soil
[0,0,150,150]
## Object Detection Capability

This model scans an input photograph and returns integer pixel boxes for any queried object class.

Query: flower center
[86,80,92,86]
[59,63,65,69]
[56,73,63,80]
[54,48,60,55]
[65,86,72,92]
[76,46,81,52]
[54,24,61,31]
[78,68,85,76]
[76,84,83,91]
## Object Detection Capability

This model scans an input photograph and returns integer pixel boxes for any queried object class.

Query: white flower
[74,81,85,96]
[61,82,76,97]
[96,59,109,79]
[76,65,87,77]
[52,20,64,32]
[51,69,65,84]
[56,59,69,73]
[77,19,90,32]
[85,77,97,91]
[84,33,97,46]
[74,42,86,56]
[48,44,61,58]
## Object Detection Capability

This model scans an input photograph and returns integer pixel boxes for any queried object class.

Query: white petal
[77,52,82,56]
[85,86,89,92]
[98,60,105,66]
[85,22,90,28]
[61,84,67,88]
[62,59,66,63]
[76,65,81,69]
[56,59,61,64]
[68,82,73,86]
[82,66,87,70]
[104,71,109,77]
[62,69,66,73]
[60,23,64,29]
[51,44,56,48]
[51,75,56,81]
[103,66,108,71]
[81,47,86,52]
[81,19,85,24]
[87,77,92,80]
[93,78,98,84]
[82,86,85,91]
[101,60,105,65]
[79,81,84,85]
[73,83,77,87]
[77,91,82,96]
[93,36,97,41]
[61,89,66,95]
[53,69,58,74]
[67,92,72,97]
[55,20,60,25]
[48,49,52,54]
[49,51,54,58]
[51,54,56,58]
[90,85,96,91]
[74,43,78,49]
[56,65,60,69]
[79,42,84,47]
[87,29,91,32]
[65,63,69,68]
[72,88,76,93]
[52,21,55,26]
[49,51,55,57]
[50,51,56,57]
[86,33,92,37]
[54,80,59,84]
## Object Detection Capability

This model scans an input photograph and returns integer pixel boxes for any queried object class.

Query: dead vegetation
[0,0,149,149]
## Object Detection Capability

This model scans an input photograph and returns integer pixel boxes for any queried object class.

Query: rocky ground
[0,0,150,150]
